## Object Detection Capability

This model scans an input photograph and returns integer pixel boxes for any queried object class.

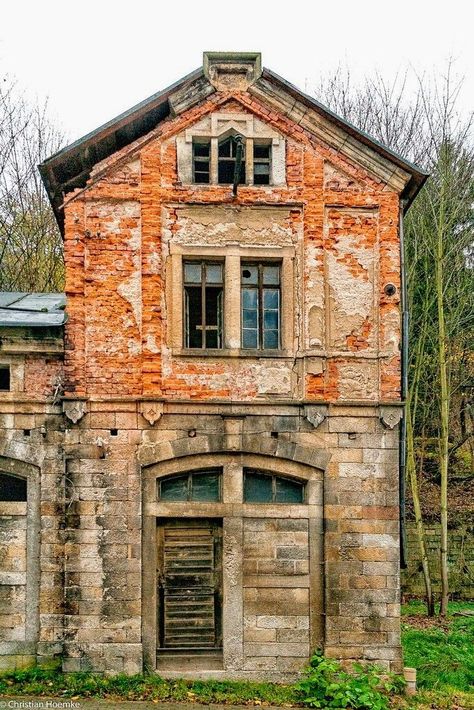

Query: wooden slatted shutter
[157,520,222,649]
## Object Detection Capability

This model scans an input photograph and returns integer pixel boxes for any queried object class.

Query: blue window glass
[241,263,280,350]
[244,470,305,504]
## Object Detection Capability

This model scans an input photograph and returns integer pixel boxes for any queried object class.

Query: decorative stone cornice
[140,401,163,426]
[203,52,262,91]
[379,405,404,430]
[304,404,329,430]
[63,400,87,424]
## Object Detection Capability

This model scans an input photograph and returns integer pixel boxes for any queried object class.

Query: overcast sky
[1,0,472,145]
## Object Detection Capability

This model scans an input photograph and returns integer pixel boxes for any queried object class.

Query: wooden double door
[156,519,222,651]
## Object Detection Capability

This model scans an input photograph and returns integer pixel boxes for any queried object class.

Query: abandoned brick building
[0,52,427,678]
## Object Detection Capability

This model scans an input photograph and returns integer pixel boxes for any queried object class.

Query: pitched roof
[39,53,428,233]
[0,293,67,327]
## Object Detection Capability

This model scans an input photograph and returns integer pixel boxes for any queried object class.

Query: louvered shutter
[157,521,222,649]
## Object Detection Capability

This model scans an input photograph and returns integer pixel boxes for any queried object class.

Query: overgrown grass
[0,664,300,704]
[402,600,474,693]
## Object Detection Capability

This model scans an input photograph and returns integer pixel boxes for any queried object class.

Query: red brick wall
[62,91,401,402]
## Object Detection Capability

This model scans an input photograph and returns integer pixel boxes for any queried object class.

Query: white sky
[1,0,472,145]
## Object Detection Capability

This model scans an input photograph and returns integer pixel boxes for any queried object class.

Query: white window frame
[177,112,286,187]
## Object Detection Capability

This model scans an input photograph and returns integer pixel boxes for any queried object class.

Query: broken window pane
[193,140,210,184]
[0,473,27,502]
[184,261,223,349]
[241,264,280,350]
[218,137,245,184]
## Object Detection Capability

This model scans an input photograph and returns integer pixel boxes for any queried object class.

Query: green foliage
[296,651,403,709]
[402,602,474,692]
[0,665,298,705]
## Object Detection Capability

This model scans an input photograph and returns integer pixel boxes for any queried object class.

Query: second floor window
[241,262,281,349]
[184,261,224,349]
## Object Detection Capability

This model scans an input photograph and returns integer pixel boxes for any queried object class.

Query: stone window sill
[172,348,293,359]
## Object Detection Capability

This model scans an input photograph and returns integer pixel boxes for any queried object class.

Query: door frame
[156,518,223,653]
[141,452,323,673]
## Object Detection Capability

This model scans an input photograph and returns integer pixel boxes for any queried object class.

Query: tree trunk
[436,197,450,617]
[406,400,435,615]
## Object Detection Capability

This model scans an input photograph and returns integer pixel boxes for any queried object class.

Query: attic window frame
[182,113,284,188]
[192,139,211,184]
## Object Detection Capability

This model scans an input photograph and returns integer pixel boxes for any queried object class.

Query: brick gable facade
[0,52,427,678]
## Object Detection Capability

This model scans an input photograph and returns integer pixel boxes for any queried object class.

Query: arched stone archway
[141,449,324,679]
[0,455,41,669]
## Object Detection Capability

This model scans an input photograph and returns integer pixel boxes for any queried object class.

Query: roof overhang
[39,53,428,234]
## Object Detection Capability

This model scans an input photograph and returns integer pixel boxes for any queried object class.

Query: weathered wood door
[157,519,222,649]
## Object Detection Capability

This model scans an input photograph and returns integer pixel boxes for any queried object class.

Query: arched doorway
[142,452,323,676]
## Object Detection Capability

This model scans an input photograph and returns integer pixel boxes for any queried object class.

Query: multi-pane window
[191,137,273,186]
[241,263,280,349]
[159,469,221,502]
[184,261,224,349]
[243,469,305,503]
[0,472,27,502]
[218,136,245,185]
[253,142,271,184]
[192,140,210,184]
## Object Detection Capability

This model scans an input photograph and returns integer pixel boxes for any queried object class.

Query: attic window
[0,366,10,391]
[218,136,245,184]
[193,140,210,183]
[253,142,271,184]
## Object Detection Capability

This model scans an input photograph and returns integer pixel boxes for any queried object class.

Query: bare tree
[0,76,65,292]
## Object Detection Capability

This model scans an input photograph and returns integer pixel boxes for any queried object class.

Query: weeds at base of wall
[296,651,404,709]
[0,655,404,709]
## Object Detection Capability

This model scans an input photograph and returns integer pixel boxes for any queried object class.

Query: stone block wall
[0,327,64,670]
[402,523,474,600]
[243,518,310,672]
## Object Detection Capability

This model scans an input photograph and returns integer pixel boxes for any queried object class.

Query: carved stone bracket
[140,401,164,426]
[304,405,329,430]
[379,405,404,430]
[63,400,87,424]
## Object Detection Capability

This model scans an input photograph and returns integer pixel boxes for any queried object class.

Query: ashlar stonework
[0,51,427,680]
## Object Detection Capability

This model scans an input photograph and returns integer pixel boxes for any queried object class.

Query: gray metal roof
[0,293,67,327]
